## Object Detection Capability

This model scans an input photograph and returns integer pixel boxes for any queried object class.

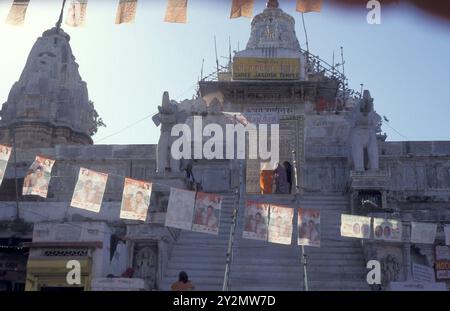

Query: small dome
[246,5,301,51]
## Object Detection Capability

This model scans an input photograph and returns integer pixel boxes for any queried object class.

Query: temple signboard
[233,57,300,80]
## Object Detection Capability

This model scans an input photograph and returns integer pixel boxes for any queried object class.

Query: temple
[0,1,449,291]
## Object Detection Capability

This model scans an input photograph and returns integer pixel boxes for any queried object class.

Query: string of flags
[4,0,324,26]
[0,143,449,247]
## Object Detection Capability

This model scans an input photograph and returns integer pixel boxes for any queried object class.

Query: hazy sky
[1,0,449,145]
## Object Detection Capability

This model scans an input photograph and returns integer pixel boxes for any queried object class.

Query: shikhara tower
[0,26,101,148]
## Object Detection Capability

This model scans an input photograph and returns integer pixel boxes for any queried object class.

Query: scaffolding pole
[292,150,309,291]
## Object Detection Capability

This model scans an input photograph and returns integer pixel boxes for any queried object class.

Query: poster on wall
[70,168,108,213]
[298,208,321,247]
[243,201,269,241]
[119,178,152,221]
[435,245,450,280]
[192,192,222,235]
[268,205,294,245]
[165,188,196,230]
[22,155,55,198]
[411,222,437,244]
[0,145,12,187]
[340,214,371,239]
[373,218,402,242]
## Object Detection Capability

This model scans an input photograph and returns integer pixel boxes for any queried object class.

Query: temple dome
[0,26,101,148]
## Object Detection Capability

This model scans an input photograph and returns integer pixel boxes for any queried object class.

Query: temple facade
[0,2,449,291]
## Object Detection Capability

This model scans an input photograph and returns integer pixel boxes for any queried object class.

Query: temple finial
[266,0,279,8]
[56,0,67,30]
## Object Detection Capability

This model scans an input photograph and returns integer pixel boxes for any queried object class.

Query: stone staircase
[160,193,370,291]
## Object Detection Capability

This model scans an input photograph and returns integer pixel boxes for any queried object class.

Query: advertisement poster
[435,245,450,280]
[373,218,402,242]
[298,208,321,247]
[0,145,12,187]
[340,214,371,239]
[268,205,293,245]
[165,188,196,230]
[192,192,222,235]
[70,168,108,213]
[411,222,437,244]
[243,201,269,241]
[22,155,55,198]
[120,178,152,221]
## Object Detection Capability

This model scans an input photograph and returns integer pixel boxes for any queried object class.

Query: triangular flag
[115,0,138,24]
[164,0,188,24]
[5,0,30,26]
[230,0,254,19]
[65,0,88,27]
[296,0,323,13]
[22,156,55,198]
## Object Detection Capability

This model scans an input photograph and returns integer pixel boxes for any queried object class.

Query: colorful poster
[296,0,323,13]
[192,192,222,235]
[5,0,30,26]
[115,0,138,24]
[70,168,108,213]
[435,245,450,280]
[230,0,254,19]
[0,145,12,187]
[120,178,152,221]
[411,222,437,244]
[268,205,293,245]
[164,0,188,23]
[22,156,55,198]
[340,214,371,239]
[243,201,269,241]
[444,225,450,246]
[298,208,320,247]
[66,0,88,27]
[373,218,402,242]
[165,188,196,230]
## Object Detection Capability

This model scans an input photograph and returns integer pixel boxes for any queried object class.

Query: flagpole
[222,186,239,291]
[301,13,310,54]
[292,150,309,291]
[56,0,67,29]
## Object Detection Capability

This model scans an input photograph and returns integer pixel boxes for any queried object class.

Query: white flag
[120,178,151,221]
[5,0,30,26]
[164,0,188,24]
[340,214,371,239]
[70,168,108,213]
[165,188,196,230]
[411,222,437,244]
[22,156,55,198]
[65,0,88,27]
[0,145,12,187]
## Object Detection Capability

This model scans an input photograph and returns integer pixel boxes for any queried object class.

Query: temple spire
[56,0,67,29]
[266,0,279,8]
